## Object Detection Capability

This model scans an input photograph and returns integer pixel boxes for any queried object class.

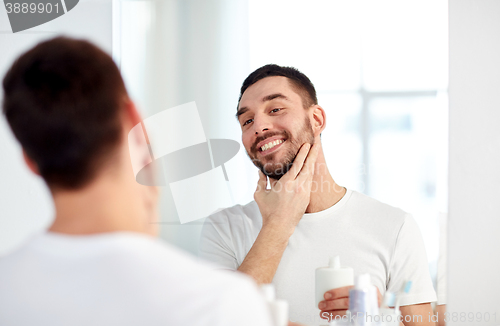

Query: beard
[247,117,315,180]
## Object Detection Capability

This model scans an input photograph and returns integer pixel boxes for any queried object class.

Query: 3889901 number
[5,2,60,14]
[444,311,497,323]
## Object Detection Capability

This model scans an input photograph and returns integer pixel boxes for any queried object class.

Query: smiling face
[237,76,315,180]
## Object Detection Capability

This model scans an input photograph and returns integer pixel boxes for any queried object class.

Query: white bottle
[315,256,354,306]
[260,284,289,326]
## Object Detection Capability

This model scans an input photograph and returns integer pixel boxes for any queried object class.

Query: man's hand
[237,142,320,284]
[255,142,319,233]
[318,286,382,322]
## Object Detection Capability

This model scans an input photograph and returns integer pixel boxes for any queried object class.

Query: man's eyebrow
[235,93,290,119]
[262,93,290,102]
[235,107,249,119]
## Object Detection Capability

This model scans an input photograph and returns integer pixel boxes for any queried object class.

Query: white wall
[0,0,113,255]
[448,0,500,323]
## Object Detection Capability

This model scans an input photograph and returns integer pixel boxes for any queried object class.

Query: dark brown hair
[238,64,318,109]
[2,37,127,189]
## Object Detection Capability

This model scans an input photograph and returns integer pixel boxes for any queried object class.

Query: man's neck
[304,152,346,214]
[49,171,156,236]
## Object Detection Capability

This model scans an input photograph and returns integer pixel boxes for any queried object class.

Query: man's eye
[271,108,282,113]
[243,118,253,126]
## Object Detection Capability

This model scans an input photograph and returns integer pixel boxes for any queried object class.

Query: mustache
[250,130,290,153]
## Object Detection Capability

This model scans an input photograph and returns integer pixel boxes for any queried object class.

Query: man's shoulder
[126,236,262,301]
[0,233,269,326]
[348,190,409,222]
[0,232,255,292]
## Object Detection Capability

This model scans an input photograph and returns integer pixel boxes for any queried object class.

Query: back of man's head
[2,37,127,190]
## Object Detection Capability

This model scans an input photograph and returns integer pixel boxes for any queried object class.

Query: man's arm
[236,220,293,283]
[434,304,446,326]
[237,142,320,284]
[400,303,435,326]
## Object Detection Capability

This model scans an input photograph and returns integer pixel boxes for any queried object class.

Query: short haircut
[2,37,127,189]
[238,64,318,109]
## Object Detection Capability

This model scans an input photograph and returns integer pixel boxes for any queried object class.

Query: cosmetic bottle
[348,274,380,326]
[315,256,354,306]
[260,284,289,326]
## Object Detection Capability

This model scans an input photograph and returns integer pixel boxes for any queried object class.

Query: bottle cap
[329,256,341,269]
[355,273,371,289]
[383,291,396,307]
[260,284,276,301]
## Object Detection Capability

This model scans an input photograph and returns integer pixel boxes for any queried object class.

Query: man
[0,37,273,326]
[199,64,437,326]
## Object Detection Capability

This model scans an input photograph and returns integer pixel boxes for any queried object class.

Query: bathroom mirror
[117,0,448,306]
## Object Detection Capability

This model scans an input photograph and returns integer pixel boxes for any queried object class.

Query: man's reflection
[199,64,437,326]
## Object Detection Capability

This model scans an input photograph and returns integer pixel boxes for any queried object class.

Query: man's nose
[253,115,272,135]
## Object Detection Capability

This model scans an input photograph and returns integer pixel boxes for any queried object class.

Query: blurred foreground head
[2,37,127,190]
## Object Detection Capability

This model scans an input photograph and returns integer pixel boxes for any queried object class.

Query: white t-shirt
[200,189,437,325]
[0,231,272,326]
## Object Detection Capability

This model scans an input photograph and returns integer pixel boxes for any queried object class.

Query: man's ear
[123,98,142,128]
[22,150,40,176]
[310,105,326,136]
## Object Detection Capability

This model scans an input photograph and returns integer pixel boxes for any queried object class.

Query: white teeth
[261,139,283,151]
